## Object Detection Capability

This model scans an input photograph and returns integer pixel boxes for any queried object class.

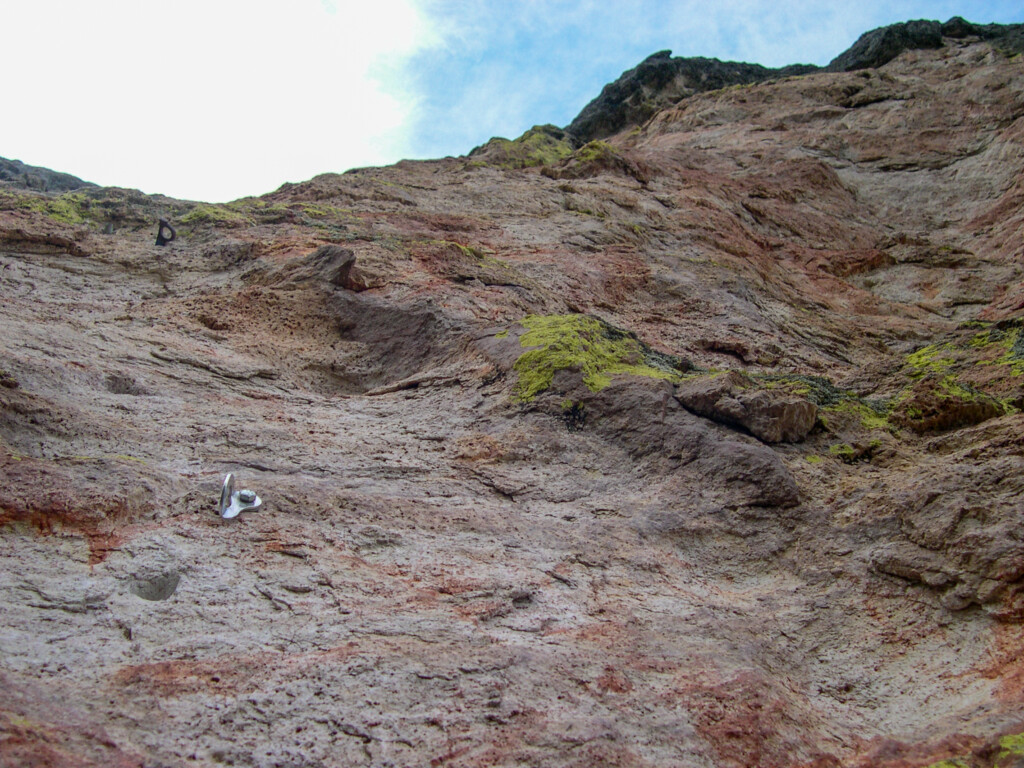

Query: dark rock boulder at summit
[825,19,945,72]
[826,17,1024,72]
[565,17,1024,144]
[565,51,816,144]
[0,156,96,193]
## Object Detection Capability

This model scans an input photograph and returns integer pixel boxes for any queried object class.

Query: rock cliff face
[564,17,1024,145]
[2,18,1024,768]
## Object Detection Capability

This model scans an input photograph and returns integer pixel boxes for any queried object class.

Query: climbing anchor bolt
[218,473,262,519]
[156,218,176,246]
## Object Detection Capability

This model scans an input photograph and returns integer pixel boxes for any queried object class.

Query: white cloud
[0,0,439,201]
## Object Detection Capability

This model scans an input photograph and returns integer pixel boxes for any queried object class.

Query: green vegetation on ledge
[510,314,688,403]
[912,323,1024,378]
[920,729,1024,768]
[0,190,94,225]
[572,140,619,165]
[180,203,253,228]
[469,125,575,170]
[998,731,1024,763]
[905,342,956,377]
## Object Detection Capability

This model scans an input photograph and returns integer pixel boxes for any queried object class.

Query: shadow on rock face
[327,292,472,394]
[532,374,801,510]
[216,244,480,397]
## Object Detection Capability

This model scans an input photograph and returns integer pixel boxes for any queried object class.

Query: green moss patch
[549,140,650,183]
[998,731,1024,763]
[905,342,956,378]
[752,372,853,407]
[180,204,253,228]
[511,314,687,402]
[469,125,575,170]
[297,202,353,220]
[833,324,1024,436]
[828,440,880,463]
[224,198,294,224]
[925,322,1024,377]
[0,190,95,225]
[828,443,857,462]
[751,373,894,432]
[822,397,893,431]
[889,374,1006,433]
[985,325,1024,376]
[573,140,618,164]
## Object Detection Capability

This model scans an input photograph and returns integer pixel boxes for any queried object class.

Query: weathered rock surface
[675,372,818,443]
[2,18,1024,768]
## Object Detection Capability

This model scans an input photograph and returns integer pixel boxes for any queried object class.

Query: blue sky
[2,0,1022,202]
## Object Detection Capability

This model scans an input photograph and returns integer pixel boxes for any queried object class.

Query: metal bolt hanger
[218,473,262,519]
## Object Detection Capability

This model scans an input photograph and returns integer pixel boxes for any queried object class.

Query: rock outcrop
[565,51,817,144]
[2,17,1024,768]
[563,17,1024,145]
[675,371,818,443]
[0,156,95,193]
[828,17,1024,72]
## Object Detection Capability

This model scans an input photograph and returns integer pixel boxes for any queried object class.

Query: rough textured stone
[270,244,356,288]
[675,372,818,443]
[2,20,1024,768]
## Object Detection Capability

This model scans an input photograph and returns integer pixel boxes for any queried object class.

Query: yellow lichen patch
[180,204,253,228]
[471,125,575,170]
[905,343,956,378]
[998,731,1024,764]
[995,327,1024,376]
[821,397,892,431]
[963,325,1023,375]
[511,314,683,402]
[0,190,94,225]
